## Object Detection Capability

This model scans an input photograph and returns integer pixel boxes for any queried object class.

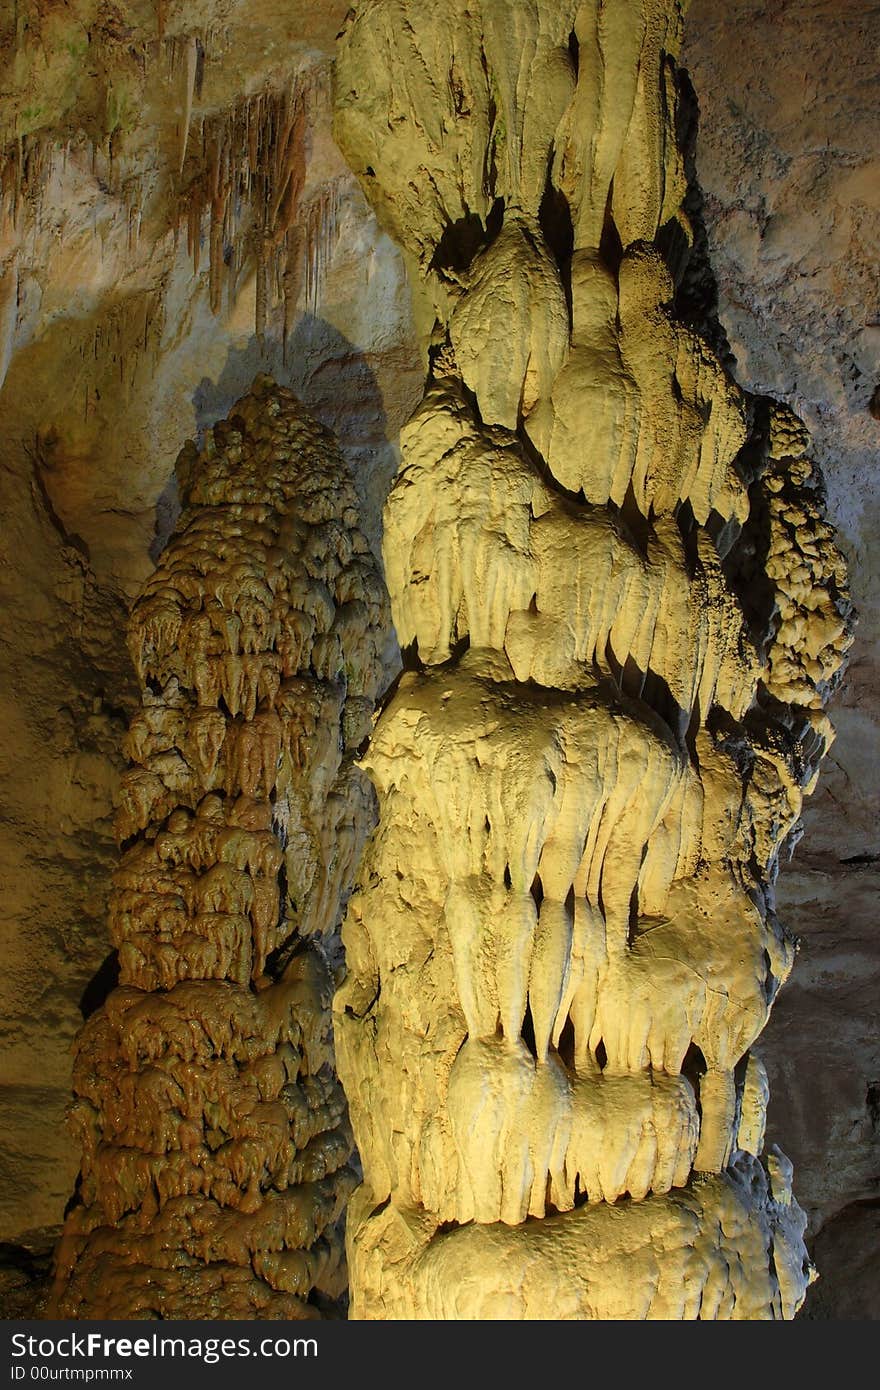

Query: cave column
[49,377,390,1319]
[332,0,852,1319]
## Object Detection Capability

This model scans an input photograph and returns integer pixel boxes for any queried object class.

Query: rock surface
[0,3,420,1245]
[48,376,389,1319]
[683,0,880,1318]
[0,0,876,1321]
[331,0,849,1321]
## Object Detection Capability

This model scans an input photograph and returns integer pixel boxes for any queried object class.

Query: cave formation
[331,0,851,1320]
[48,376,389,1318]
[0,0,876,1323]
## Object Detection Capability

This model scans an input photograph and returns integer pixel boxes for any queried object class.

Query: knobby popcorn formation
[49,377,389,1318]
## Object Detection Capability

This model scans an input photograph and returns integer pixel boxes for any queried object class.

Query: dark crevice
[428,199,504,276]
[521,1001,538,1059]
[723,496,776,659]
[620,652,645,703]
[568,28,579,77]
[675,497,700,574]
[682,1042,707,1108]
[705,505,742,564]
[0,1229,58,1307]
[538,176,574,276]
[657,213,693,289]
[63,1172,84,1220]
[599,185,623,276]
[684,693,701,763]
[485,195,504,244]
[79,950,120,1020]
[529,873,544,912]
[557,1014,575,1070]
[762,948,777,1005]
[604,638,690,745]
[626,880,641,949]
[604,635,623,688]
[429,212,487,274]
[670,62,735,366]
[399,636,421,673]
[614,480,652,554]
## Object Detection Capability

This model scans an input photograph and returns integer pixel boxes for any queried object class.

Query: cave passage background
[0,0,877,1319]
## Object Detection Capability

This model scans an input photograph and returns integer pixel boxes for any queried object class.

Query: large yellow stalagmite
[333,0,854,1318]
[48,378,390,1318]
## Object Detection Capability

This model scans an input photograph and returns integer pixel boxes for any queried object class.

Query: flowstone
[332,0,853,1320]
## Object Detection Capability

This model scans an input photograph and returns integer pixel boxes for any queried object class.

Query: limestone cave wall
[0,0,877,1318]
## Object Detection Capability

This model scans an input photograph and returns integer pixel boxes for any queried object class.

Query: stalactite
[0,133,49,229]
[178,36,199,175]
[47,376,390,1319]
[302,182,342,314]
[178,67,339,336]
[332,0,854,1320]
[0,39,340,389]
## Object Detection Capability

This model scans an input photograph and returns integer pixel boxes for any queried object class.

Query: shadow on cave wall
[83,313,404,1029]
[151,314,398,565]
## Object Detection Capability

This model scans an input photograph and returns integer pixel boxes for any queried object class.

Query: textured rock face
[0,0,876,1324]
[332,0,851,1320]
[0,465,130,1243]
[47,377,389,1318]
[0,6,421,1241]
[682,0,880,1317]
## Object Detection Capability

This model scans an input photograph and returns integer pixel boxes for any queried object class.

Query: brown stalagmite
[332,0,854,1319]
[47,376,390,1319]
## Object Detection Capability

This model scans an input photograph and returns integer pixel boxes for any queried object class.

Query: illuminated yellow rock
[333,0,854,1319]
[48,377,389,1319]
